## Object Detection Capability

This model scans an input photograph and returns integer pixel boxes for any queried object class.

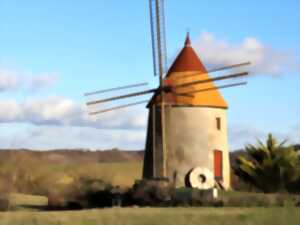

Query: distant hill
[0,144,299,165]
[0,149,144,164]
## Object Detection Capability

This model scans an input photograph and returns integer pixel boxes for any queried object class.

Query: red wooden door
[214,150,223,179]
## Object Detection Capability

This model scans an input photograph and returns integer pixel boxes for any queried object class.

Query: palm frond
[235,133,300,193]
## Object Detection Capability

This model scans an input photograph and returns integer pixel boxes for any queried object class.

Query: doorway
[214,150,223,181]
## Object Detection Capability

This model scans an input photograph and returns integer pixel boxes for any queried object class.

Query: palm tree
[234,134,300,193]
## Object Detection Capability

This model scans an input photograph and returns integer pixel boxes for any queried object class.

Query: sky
[0,0,299,150]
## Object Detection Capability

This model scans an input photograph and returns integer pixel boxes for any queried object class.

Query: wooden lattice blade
[89,100,148,115]
[176,62,251,79]
[208,62,251,73]
[174,71,249,89]
[86,88,157,106]
[177,82,247,95]
[84,82,148,96]
[86,71,249,107]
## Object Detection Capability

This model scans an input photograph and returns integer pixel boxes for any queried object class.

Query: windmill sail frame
[84,1,252,182]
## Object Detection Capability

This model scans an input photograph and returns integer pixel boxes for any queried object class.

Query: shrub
[0,197,9,211]
[47,193,68,210]
[172,188,222,207]
[127,179,173,206]
[47,177,116,210]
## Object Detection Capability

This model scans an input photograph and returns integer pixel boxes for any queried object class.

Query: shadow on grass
[15,204,50,211]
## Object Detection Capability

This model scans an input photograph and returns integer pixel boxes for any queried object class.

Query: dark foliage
[0,197,9,211]
[171,188,222,207]
[125,179,173,206]
[47,193,68,210]
[47,177,124,210]
[234,134,300,193]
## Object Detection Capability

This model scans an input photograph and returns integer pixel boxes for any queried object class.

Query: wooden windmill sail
[85,0,251,184]
[149,0,168,178]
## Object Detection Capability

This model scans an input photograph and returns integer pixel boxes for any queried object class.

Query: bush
[73,177,114,208]
[127,179,173,206]
[127,180,220,207]
[47,177,117,210]
[172,188,222,207]
[47,176,300,209]
[0,197,9,211]
[47,193,68,210]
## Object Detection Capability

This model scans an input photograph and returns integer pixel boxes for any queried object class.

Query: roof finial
[185,31,191,47]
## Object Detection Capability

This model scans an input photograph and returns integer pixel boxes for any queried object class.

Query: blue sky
[0,0,299,150]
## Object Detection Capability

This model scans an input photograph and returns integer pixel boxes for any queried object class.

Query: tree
[234,134,300,193]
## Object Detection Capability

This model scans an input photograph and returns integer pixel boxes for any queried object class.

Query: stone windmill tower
[143,34,231,189]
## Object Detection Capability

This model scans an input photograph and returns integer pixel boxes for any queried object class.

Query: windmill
[85,0,251,187]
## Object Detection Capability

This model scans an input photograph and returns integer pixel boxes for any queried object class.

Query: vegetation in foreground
[0,192,299,225]
[5,187,300,212]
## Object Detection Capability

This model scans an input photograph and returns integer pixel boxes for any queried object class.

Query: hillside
[0,145,298,195]
[0,149,144,164]
[0,144,299,165]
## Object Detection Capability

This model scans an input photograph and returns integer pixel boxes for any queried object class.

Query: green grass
[0,207,300,225]
[219,190,300,207]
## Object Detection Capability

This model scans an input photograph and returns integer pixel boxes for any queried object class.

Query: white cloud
[228,123,300,151]
[0,125,146,150]
[228,124,267,150]
[28,74,58,91]
[193,32,300,76]
[0,67,57,92]
[1,121,298,151]
[0,68,21,91]
[0,96,148,130]
[286,124,300,145]
[1,102,298,150]
[0,96,148,149]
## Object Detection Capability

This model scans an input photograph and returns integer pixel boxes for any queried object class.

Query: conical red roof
[168,33,207,74]
[148,33,228,109]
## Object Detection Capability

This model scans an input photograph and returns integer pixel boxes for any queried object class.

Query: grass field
[8,193,48,211]
[3,193,300,225]
[65,161,143,187]
[0,161,143,197]
[0,207,300,225]
[35,161,143,187]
